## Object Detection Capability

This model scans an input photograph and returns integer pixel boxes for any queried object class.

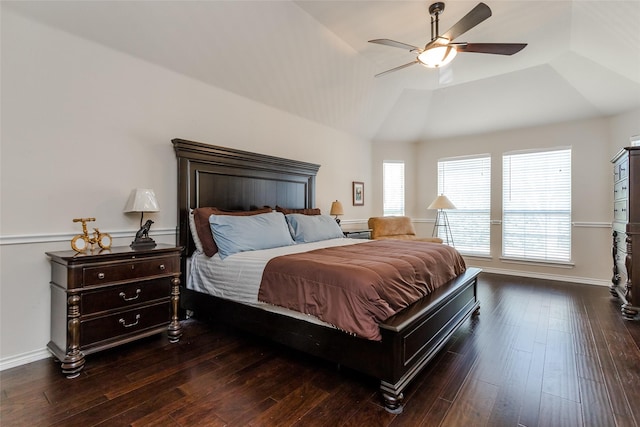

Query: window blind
[383,161,405,216]
[437,155,491,255]
[502,148,571,262]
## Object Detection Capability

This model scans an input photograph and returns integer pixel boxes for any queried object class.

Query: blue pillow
[209,211,294,259]
[285,214,345,243]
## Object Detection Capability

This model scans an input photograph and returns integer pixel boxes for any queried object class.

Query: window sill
[460,253,492,260]
[499,256,574,269]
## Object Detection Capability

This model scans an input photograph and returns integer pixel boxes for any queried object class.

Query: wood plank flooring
[2,273,639,426]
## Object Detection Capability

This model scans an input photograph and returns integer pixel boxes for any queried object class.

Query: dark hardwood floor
[2,273,639,426]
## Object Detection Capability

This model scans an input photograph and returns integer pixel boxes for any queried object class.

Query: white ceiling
[5,1,640,143]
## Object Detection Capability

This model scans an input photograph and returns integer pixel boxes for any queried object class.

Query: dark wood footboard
[181,267,481,413]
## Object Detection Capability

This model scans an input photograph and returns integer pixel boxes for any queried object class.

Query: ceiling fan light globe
[417,45,457,68]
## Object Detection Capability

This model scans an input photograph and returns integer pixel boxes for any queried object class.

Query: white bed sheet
[187,237,369,326]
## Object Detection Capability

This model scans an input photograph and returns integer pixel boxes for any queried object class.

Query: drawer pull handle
[119,289,141,301]
[119,314,141,328]
[97,273,105,280]
[159,264,165,271]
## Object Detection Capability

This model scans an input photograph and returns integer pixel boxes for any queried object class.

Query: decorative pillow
[188,210,204,253]
[193,206,272,257]
[209,211,294,259]
[275,206,321,215]
[285,214,345,243]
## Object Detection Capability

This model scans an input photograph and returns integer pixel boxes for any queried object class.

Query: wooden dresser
[46,244,183,377]
[611,147,640,320]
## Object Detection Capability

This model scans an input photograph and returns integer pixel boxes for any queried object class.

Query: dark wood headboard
[172,138,320,261]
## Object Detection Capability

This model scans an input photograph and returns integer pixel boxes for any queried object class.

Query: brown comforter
[258,240,466,341]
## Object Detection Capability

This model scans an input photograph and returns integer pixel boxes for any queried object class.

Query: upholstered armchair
[368,216,443,243]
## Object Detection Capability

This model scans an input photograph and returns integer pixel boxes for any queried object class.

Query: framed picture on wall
[353,181,364,206]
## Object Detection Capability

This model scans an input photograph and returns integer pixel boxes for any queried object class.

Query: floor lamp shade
[427,194,456,210]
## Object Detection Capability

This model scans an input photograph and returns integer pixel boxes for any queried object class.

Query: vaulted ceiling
[5,1,640,143]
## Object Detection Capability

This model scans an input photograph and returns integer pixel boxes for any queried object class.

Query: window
[437,155,491,256]
[383,161,405,216]
[502,148,571,263]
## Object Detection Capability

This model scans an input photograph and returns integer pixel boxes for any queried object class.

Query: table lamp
[330,200,344,224]
[124,188,159,249]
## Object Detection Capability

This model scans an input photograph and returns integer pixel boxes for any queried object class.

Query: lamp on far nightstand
[428,194,456,246]
[330,200,344,224]
[124,188,160,249]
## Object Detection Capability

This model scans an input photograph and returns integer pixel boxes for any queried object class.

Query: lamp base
[130,237,157,250]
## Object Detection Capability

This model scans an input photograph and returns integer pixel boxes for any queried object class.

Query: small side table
[343,229,371,239]
[46,244,183,378]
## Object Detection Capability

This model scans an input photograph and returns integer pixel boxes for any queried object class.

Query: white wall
[397,111,639,284]
[0,8,372,368]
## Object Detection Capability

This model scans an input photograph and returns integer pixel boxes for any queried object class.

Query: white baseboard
[472,265,611,287]
[1,348,51,371]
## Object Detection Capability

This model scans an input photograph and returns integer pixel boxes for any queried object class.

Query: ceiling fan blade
[441,2,492,42]
[369,39,421,52]
[374,60,419,78]
[454,43,527,55]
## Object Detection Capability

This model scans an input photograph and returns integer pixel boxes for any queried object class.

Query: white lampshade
[428,194,456,210]
[330,200,344,216]
[124,189,160,213]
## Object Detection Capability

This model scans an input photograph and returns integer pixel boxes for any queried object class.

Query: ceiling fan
[369,2,527,77]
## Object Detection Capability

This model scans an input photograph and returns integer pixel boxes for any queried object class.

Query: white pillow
[209,211,294,259]
[285,214,345,243]
[189,210,204,253]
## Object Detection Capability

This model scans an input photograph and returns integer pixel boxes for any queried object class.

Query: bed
[173,138,481,413]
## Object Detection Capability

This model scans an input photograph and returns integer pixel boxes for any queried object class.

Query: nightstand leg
[63,295,85,378]
[167,276,182,343]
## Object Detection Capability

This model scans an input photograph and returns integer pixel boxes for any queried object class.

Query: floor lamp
[428,194,456,245]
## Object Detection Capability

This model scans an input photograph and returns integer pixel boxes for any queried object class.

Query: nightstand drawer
[82,279,171,315]
[80,301,171,347]
[83,256,178,286]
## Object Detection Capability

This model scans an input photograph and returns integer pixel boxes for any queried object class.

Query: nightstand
[46,244,183,378]
[343,229,371,239]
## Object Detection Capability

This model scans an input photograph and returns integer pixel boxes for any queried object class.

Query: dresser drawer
[80,301,171,347]
[614,178,629,201]
[614,157,629,181]
[614,201,628,222]
[81,279,171,315]
[83,256,178,286]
